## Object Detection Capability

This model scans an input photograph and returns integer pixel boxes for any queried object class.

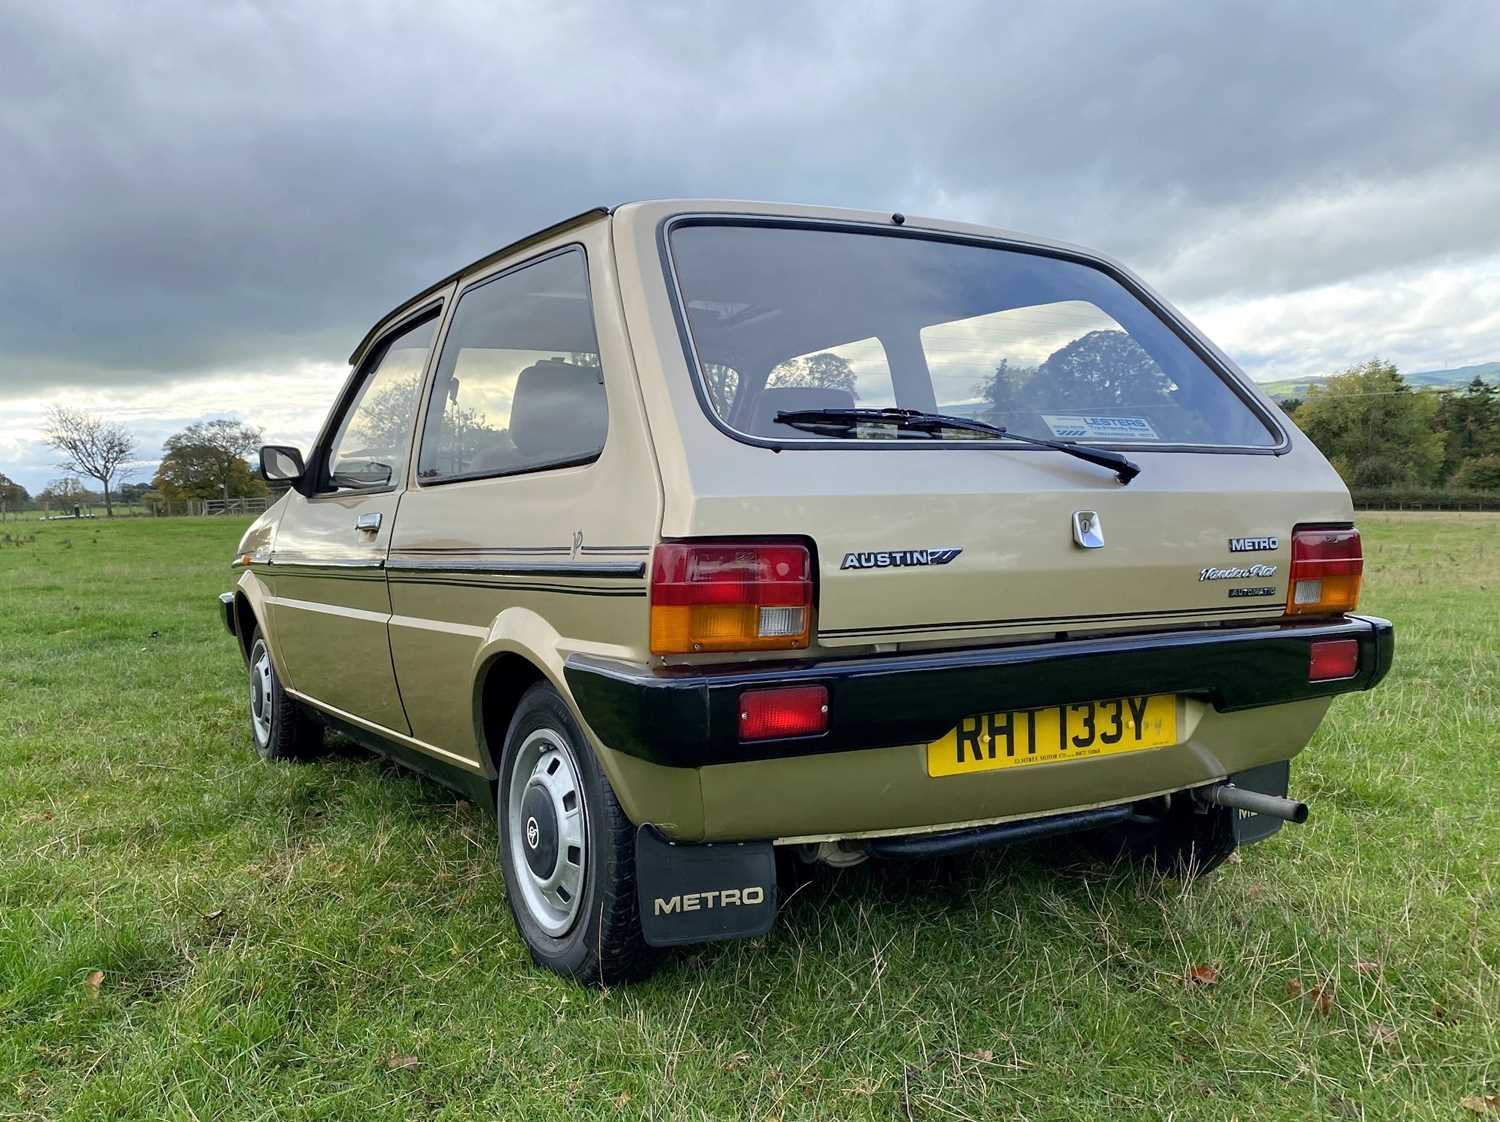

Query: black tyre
[247,628,322,762]
[497,682,656,985]
[1084,794,1238,877]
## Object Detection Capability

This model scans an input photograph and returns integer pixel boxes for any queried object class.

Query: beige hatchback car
[222,200,1392,983]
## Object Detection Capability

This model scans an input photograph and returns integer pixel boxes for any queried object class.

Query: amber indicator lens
[1286,526,1362,617]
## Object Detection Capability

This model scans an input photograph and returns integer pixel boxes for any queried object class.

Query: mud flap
[635,825,778,948]
[1228,761,1292,846]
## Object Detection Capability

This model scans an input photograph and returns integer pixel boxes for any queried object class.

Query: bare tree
[43,406,136,517]
[162,419,264,500]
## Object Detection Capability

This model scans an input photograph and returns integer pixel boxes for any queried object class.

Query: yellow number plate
[926,695,1177,777]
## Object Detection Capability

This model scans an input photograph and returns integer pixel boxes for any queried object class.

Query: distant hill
[1258,360,1500,400]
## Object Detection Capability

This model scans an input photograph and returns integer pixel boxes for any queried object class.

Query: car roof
[346,199,1109,367]
[348,205,612,365]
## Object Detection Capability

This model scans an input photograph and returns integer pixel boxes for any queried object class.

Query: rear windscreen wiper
[773,407,1142,485]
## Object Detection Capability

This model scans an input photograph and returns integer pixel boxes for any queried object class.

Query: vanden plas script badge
[1200,563,1278,581]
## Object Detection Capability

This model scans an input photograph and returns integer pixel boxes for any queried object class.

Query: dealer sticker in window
[1041,414,1160,441]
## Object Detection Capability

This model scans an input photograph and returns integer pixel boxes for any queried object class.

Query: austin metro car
[220,200,1393,983]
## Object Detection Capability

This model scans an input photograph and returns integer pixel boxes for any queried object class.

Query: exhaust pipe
[1198,782,1309,824]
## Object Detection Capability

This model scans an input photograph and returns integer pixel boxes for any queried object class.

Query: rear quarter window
[418,248,607,482]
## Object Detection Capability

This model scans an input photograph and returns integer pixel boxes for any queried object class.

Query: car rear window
[666,222,1280,449]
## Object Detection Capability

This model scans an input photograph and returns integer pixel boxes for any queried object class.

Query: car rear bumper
[564,614,1393,769]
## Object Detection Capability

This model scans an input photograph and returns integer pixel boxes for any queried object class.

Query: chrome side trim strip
[269,555,385,570]
[385,559,646,579]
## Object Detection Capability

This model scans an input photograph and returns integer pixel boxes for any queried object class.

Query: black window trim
[309,300,446,500]
[656,213,1290,457]
[413,243,609,488]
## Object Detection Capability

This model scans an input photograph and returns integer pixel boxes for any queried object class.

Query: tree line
[1281,359,1500,494]
[0,412,269,517]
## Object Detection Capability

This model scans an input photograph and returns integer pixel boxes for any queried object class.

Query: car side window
[323,315,437,492]
[418,248,606,482]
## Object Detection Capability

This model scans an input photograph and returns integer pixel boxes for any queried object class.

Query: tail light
[1285,526,1362,617]
[650,540,812,654]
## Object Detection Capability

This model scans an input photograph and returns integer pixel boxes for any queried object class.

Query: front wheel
[247,629,322,761]
[497,683,656,985]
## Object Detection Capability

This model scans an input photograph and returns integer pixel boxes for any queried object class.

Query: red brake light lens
[1309,638,1360,681]
[1286,526,1362,617]
[650,541,813,654]
[738,685,829,741]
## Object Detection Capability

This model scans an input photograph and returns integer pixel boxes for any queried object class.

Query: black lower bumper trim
[866,804,1136,860]
[565,614,1394,768]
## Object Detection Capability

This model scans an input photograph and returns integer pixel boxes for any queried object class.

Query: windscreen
[667,223,1279,449]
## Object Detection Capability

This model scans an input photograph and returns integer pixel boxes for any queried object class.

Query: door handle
[355,512,382,533]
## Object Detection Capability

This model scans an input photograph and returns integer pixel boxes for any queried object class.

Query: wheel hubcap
[250,642,273,747]
[507,729,587,937]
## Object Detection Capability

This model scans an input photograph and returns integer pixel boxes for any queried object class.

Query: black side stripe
[822,602,1285,637]
[385,560,645,579]
[388,577,645,597]
[391,546,570,556]
[388,545,651,557]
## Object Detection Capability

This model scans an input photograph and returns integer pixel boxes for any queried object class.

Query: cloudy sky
[3,0,1498,493]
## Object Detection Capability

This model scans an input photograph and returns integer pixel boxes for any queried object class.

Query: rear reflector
[1309,638,1360,682]
[1285,526,1362,617]
[739,685,829,741]
[651,541,812,654]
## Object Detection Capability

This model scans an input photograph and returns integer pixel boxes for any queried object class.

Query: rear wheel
[1084,794,1237,877]
[497,683,656,985]
[247,629,322,761]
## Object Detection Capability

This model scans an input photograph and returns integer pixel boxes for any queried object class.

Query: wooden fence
[4,496,272,520]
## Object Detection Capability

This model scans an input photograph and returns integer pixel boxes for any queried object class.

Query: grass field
[1,514,1497,1120]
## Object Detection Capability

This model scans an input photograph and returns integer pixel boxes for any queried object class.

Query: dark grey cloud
[2,0,1498,395]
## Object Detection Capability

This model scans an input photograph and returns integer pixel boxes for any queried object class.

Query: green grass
[1,514,1497,1120]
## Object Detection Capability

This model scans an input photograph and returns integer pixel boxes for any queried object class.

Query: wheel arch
[469,608,704,839]
[232,572,295,687]
[475,652,549,779]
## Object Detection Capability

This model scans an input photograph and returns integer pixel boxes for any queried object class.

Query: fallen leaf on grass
[83,970,103,993]
[1308,984,1334,1016]
[966,1049,995,1062]
[1225,850,1242,864]
[1247,883,1266,901]
[612,1090,632,1111]
[1185,964,1220,986]
[1285,978,1303,997]
[723,1051,752,1072]
[384,1051,420,1071]
[1461,1093,1500,1115]
[1353,960,1380,975]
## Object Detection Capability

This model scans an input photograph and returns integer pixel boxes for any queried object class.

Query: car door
[386,240,660,764]
[269,308,440,733]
